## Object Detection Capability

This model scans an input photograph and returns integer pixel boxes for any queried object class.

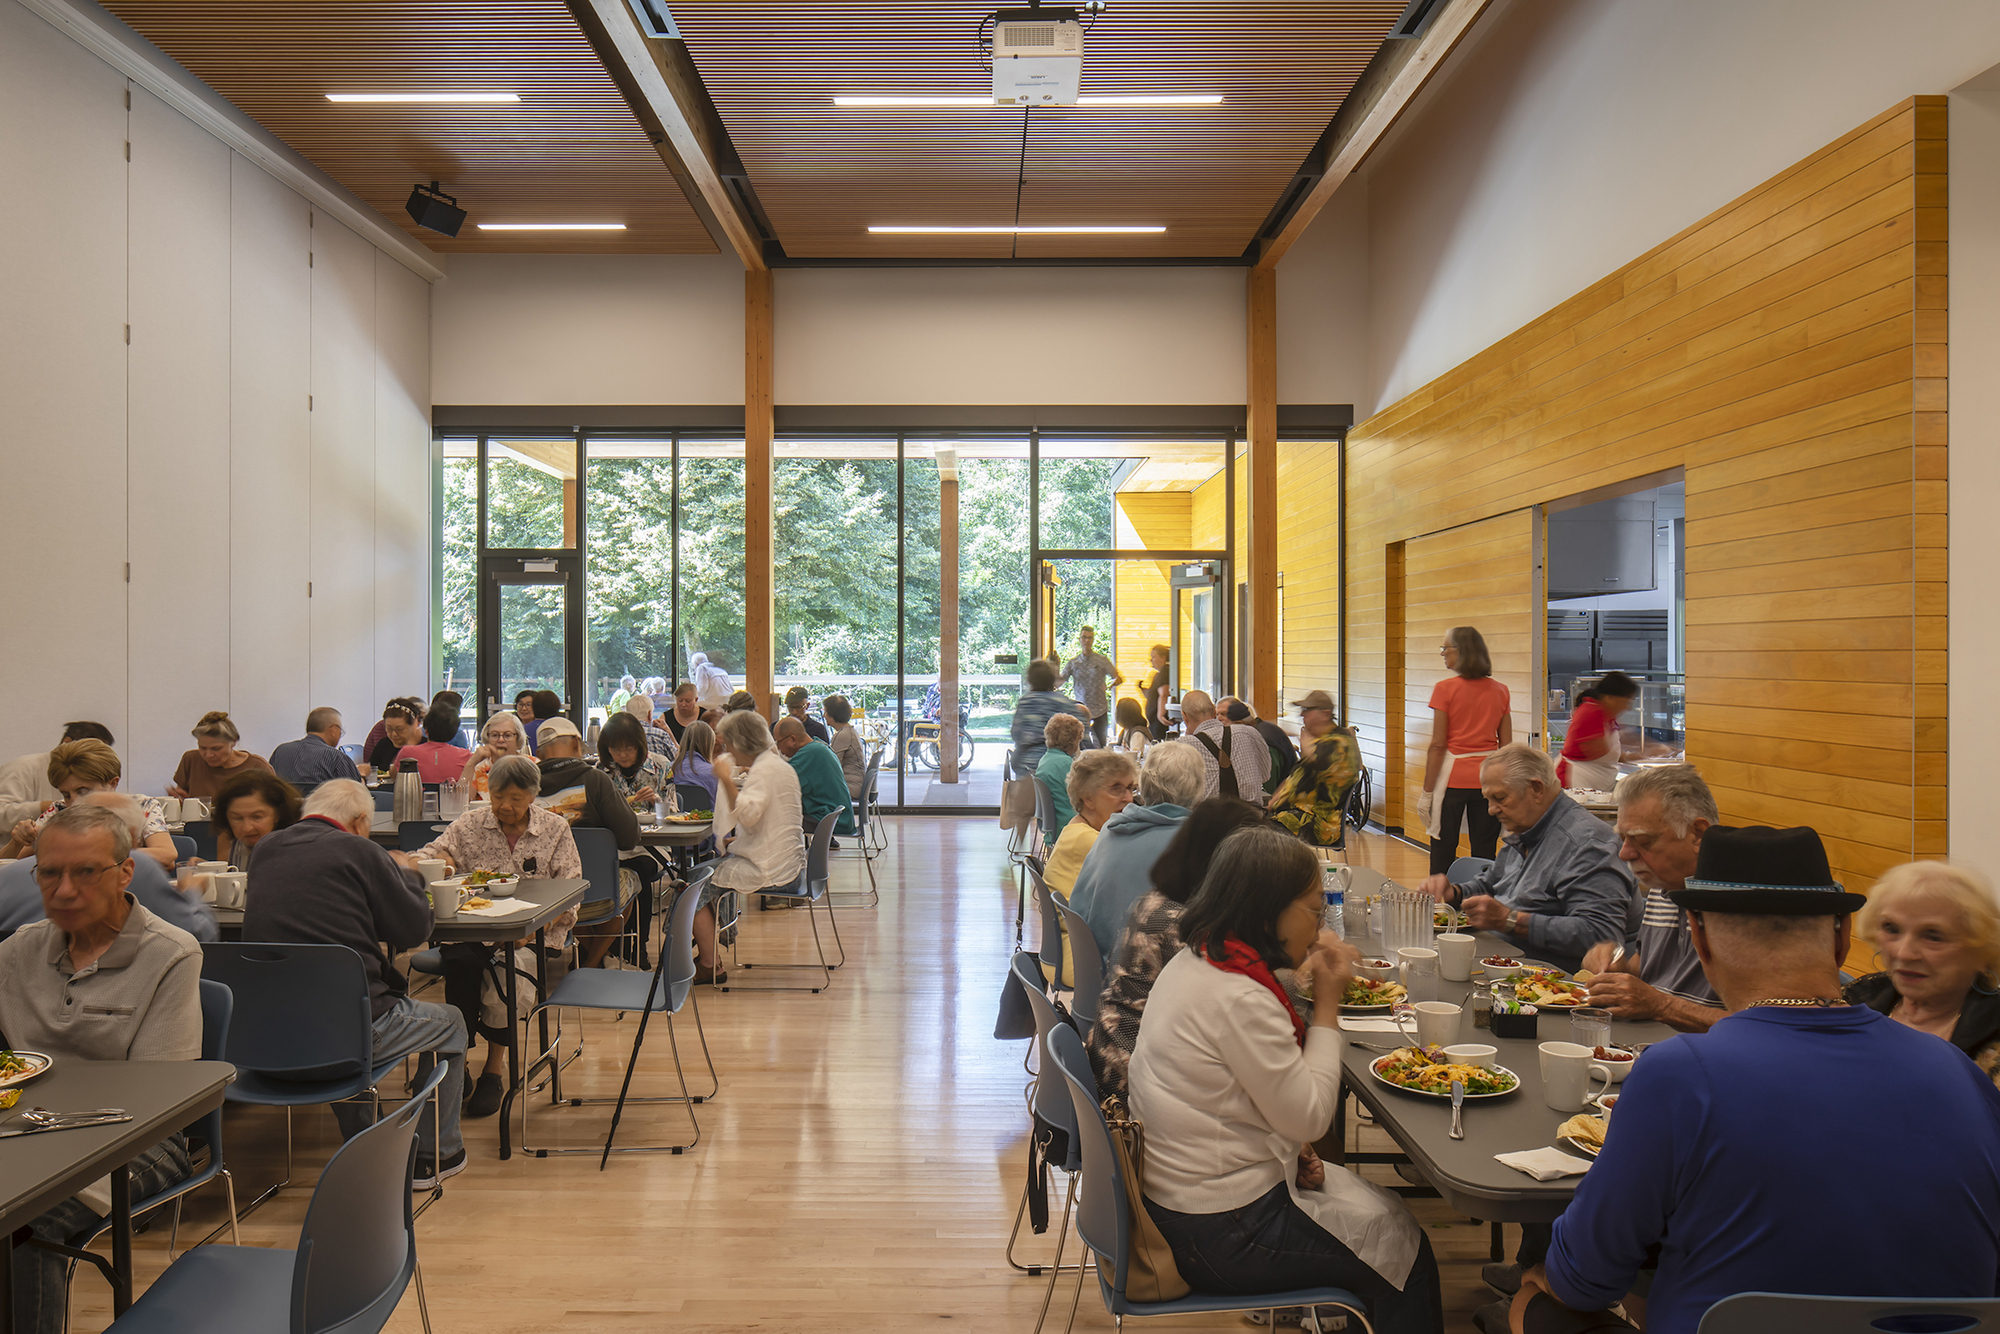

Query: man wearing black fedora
[1502,825,2000,1334]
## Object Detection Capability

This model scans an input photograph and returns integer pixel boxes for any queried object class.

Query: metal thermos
[393,759,423,824]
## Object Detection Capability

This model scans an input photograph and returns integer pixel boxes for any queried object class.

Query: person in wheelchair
[1266,690,1362,848]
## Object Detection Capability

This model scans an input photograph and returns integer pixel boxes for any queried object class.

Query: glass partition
[485,437,578,549]
[678,439,746,688]
[438,438,478,692]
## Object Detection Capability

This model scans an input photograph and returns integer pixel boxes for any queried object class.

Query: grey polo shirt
[0,895,202,1062]
[1637,888,1722,1009]
[1456,794,1640,973]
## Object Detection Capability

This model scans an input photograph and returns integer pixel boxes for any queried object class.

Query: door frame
[473,431,588,730]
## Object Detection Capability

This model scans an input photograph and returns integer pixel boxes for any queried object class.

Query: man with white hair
[1174,690,1269,801]
[1420,743,1636,974]
[0,792,217,941]
[243,779,467,1187]
[1068,741,1206,961]
[689,652,733,712]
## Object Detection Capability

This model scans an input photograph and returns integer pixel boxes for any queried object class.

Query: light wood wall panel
[1332,97,1946,897]
[1276,440,1343,724]
[1113,492,1188,710]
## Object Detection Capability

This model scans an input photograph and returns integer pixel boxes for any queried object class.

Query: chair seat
[226,1058,404,1107]
[108,1242,294,1331]
[408,948,443,976]
[1105,1278,1370,1320]
[536,966,683,1014]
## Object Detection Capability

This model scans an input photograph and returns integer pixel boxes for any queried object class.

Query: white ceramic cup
[1396,947,1440,1003]
[211,871,247,910]
[414,859,449,885]
[196,861,229,877]
[1435,931,1476,982]
[159,797,182,823]
[1411,1000,1462,1048]
[1539,1041,1615,1112]
[1442,1043,1497,1069]
[180,798,206,821]
[432,879,460,922]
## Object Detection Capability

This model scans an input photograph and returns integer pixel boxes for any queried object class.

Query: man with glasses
[269,706,361,794]
[0,803,203,1334]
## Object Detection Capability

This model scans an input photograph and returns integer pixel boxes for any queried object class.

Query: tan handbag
[1099,1095,1190,1302]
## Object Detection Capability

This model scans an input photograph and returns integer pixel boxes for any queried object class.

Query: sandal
[694,965,728,985]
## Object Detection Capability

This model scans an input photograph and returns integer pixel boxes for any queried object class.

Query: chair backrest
[674,783,714,815]
[1011,952,1079,1151]
[1696,1293,2000,1334]
[371,789,396,812]
[187,979,233,1141]
[291,1062,447,1334]
[1052,894,1105,1027]
[853,749,882,834]
[1030,867,1063,975]
[171,834,197,863]
[573,826,619,908]
[397,821,449,853]
[182,819,218,861]
[804,809,838,900]
[1033,775,1061,849]
[1448,856,1495,884]
[665,864,712,1011]
[1049,1021,1128,1294]
[201,942,375,1080]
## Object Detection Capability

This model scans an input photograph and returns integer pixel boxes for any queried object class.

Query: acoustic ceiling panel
[100,1,717,254]
[671,0,1406,258]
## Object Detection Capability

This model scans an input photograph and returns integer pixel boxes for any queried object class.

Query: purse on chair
[1099,1095,1190,1301]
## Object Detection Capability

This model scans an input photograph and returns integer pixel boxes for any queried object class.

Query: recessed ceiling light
[869,225,1165,235]
[477,223,628,231]
[831,94,1221,107]
[327,93,521,103]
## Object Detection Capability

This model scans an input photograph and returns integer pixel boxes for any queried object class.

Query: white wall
[0,0,432,793]
[1276,181,1368,409]
[1358,0,2000,417]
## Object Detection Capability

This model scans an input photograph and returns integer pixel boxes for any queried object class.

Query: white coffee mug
[196,861,230,877]
[432,881,460,922]
[1539,1041,1614,1112]
[159,797,182,823]
[211,871,247,910]
[1411,1000,1462,1048]
[415,859,449,885]
[181,799,206,821]
[1434,931,1476,982]
[1396,947,1440,1003]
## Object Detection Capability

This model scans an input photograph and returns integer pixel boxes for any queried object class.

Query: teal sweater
[790,740,856,837]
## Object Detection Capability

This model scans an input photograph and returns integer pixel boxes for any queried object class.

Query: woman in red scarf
[1127,828,1443,1332]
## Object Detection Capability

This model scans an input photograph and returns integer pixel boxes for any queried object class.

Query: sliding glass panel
[438,438,479,693]
[583,438,676,714]
[677,438,746,689]
[496,580,567,703]
[901,442,942,807]
[485,437,578,549]
[949,439,1031,805]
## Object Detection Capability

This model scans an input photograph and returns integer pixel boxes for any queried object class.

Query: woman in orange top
[1417,626,1511,875]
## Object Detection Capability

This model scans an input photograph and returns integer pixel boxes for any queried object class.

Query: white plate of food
[1337,977,1409,1011]
[445,870,519,892]
[1515,972,1590,1008]
[1557,1112,1607,1157]
[1370,1047,1520,1099]
[0,1051,53,1090]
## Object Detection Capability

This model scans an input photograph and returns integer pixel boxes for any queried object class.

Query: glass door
[476,435,585,728]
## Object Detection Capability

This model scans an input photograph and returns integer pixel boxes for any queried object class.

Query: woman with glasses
[1415,625,1511,875]
[459,711,528,799]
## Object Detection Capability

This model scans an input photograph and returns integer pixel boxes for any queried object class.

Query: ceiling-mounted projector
[992,6,1083,105]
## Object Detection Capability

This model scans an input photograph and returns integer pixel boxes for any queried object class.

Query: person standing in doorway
[1059,625,1124,749]
[1138,642,1171,742]
[1416,625,1511,876]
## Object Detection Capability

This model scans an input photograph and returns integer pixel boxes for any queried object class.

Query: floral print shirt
[417,805,581,881]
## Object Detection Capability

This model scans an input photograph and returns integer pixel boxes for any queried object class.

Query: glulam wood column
[1246,267,1280,719]
[746,267,774,711]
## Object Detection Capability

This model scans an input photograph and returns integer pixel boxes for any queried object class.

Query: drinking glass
[1570,1006,1613,1052]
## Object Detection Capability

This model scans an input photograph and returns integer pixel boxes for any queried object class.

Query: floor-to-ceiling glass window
[676,438,747,690]
[438,438,479,695]
[583,438,676,713]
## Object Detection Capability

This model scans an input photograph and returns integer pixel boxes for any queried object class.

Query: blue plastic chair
[522,862,717,1165]
[372,789,396,812]
[1029,866,1065,987]
[180,820,218,861]
[170,834,197,864]
[1045,1023,1374,1334]
[1051,894,1104,1029]
[720,811,846,993]
[398,821,449,854]
[199,942,411,1218]
[1697,1293,2000,1333]
[108,1063,445,1334]
[1007,951,1090,1296]
[1448,856,1494,885]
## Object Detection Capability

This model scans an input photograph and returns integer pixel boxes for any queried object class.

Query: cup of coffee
[210,871,248,910]
[1434,932,1476,982]
[159,797,182,823]
[1539,1041,1614,1112]
[415,859,449,885]
[1411,1000,1462,1048]
[180,799,206,821]
[432,880,460,922]
[1396,947,1440,1004]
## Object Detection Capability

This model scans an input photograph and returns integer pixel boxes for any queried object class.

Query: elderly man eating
[244,779,467,1187]
[1420,744,1636,974]
[0,804,203,1334]
[1503,826,2000,1334]
[1579,765,1725,1032]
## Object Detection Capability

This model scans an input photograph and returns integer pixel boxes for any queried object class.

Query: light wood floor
[73,819,1511,1333]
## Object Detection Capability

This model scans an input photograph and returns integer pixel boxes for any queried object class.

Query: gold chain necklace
[1746,997,1845,1008]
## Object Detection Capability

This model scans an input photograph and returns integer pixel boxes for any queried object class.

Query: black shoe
[412,1148,468,1190]
[464,1072,505,1119]
[1483,1262,1523,1296]
[1472,1298,1513,1334]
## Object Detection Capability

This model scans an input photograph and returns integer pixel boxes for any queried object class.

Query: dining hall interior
[7,0,2000,1331]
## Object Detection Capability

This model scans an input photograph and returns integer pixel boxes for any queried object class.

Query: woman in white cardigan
[698,710,805,984]
[1128,827,1443,1332]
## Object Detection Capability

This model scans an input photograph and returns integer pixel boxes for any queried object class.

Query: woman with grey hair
[693,709,805,982]
[419,752,582,1117]
[459,710,528,799]
[1036,711,1087,848]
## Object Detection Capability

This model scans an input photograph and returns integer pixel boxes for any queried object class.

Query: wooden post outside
[940,473,960,783]
[745,267,774,710]
[1246,267,1280,719]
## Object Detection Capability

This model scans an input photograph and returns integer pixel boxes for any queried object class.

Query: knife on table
[1449,1079,1465,1140]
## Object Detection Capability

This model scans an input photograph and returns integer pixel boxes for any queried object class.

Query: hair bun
[198,710,232,725]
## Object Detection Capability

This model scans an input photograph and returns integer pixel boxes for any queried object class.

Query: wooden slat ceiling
[100,1,716,254]
[671,0,1407,258]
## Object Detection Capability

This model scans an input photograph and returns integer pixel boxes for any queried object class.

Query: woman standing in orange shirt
[1416,626,1511,875]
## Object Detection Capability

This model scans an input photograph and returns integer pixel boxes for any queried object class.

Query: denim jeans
[1146,1181,1444,1334]
[332,995,467,1163]
[11,1135,192,1334]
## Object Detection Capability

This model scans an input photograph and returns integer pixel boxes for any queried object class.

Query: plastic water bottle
[1321,867,1345,938]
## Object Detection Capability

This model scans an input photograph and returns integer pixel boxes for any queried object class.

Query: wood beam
[582,0,766,270]
[1253,0,1490,271]
[745,268,774,710]
[1246,267,1280,720]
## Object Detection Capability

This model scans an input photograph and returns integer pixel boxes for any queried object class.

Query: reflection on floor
[72,819,1508,1332]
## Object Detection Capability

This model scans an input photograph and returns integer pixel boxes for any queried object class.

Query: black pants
[1146,1181,1444,1334]
[1086,712,1108,749]
[1429,786,1501,875]
[1522,1293,1634,1333]
[441,941,510,1047]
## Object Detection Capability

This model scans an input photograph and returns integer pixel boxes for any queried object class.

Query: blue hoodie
[1067,802,1190,962]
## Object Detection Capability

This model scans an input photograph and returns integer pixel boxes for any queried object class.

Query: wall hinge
[308,582,313,597]
[123,89,131,109]
[309,252,314,268]
[123,325,130,345]
[124,562,131,583]
[308,395,314,410]
[124,141,131,161]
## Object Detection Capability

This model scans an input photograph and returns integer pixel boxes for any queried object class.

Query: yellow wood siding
[1114,492,1190,707]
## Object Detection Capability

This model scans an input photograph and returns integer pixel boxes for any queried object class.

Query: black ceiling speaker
[406,181,466,237]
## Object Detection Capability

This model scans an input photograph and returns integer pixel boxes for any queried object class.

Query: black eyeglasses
[33,863,119,889]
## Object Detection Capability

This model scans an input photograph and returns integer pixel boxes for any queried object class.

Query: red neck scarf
[1205,937,1307,1048]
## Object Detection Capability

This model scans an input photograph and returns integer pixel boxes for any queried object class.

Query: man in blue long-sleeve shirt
[1508,826,2000,1334]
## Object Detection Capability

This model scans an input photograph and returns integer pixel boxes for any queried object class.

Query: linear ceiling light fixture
[869,225,1165,234]
[831,94,1221,107]
[477,223,628,231]
[327,92,521,103]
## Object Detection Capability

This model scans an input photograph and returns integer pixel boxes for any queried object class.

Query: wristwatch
[1512,909,1531,937]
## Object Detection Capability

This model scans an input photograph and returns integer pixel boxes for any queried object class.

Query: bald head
[80,791,147,844]
[1180,690,1216,727]
[773,715,809,757]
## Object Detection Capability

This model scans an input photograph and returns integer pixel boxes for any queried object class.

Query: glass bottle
[1470,981,1493,1030]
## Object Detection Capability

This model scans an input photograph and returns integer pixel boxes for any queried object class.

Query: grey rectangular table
[0,1059,235,1331]
[1336,932,1674,1224]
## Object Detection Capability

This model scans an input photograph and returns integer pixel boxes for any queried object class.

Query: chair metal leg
[1030,1176,1080,1334]
[1065,1256,1092,1334]
[414,1254,433,1334]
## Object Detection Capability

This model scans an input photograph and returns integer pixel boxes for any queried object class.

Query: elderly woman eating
[1845,860,2000,1083]
[459,710,527,799]
[1035,748,1139,989]
[1035,711,1086,849]
[699,710,804,983]
[2,740,178,872]
[166,710,273,799]
[211,769,302,871]
[419,753,581,1118]
[1129,826,1440,1332]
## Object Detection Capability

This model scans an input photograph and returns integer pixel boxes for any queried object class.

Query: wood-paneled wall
[1336,97,1946,893]
[1276,440,1343,711]
[1113,492,1190,705]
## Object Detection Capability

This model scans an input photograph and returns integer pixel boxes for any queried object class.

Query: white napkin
[1495,1147,1594,1181]
[458,896,531,918]
[1341,1017,1417,1033]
